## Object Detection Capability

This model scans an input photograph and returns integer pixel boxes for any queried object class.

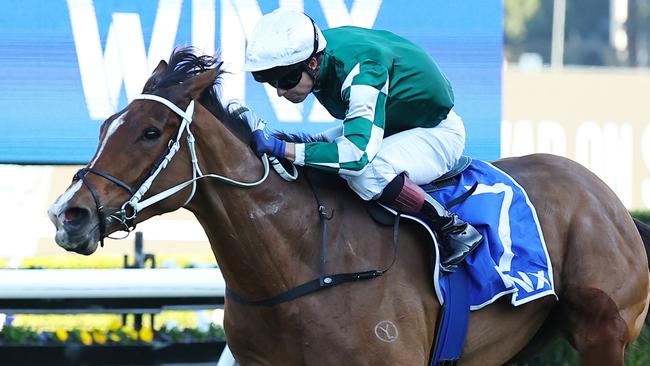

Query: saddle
[366,156,473,226]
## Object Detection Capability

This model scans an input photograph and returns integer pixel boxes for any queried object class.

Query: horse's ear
[142,60,169,92]
[183,68,219,100]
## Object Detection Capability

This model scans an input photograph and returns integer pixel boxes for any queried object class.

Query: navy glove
[251,129,287,158]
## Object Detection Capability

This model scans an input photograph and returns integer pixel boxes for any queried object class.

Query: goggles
[253,63,305,90]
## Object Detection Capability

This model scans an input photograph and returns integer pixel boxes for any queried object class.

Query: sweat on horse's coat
[48,47,650,366]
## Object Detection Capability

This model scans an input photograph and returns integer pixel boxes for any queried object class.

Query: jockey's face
[276,70,313,103]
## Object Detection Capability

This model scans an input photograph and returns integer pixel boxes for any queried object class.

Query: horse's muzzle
[48,205,101,255]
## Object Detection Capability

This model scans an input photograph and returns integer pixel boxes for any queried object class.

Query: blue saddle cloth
[387,159,557,364]
[423,159,557,309]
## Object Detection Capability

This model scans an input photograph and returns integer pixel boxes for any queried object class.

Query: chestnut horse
[49,48,650,365]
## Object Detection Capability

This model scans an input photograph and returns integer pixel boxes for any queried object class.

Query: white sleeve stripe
[334,136,365,163]
[381,75,389,94]
[346,84,380,122]
[294,143,305,165]
[315,125,344,142]
[340,63,361,98]
[338,167,368,176]
[312,162,341,169]
[364,124,384,161]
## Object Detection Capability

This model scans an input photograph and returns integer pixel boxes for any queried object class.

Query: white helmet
[244,9,327,72]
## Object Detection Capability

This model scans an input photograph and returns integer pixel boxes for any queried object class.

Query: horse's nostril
[63,207,90,230]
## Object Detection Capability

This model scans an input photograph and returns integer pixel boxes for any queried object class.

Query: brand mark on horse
[374,320,399,343]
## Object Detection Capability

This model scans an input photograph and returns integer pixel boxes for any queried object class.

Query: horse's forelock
[142,47,252,144]
[143,47,221,93]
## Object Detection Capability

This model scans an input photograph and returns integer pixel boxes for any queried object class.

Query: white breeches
[340,110,466,200]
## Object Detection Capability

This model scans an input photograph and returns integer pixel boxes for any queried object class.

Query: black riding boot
[420,195,483,272]
[378,173,483,272]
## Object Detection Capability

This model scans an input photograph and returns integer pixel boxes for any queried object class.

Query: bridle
[73,93,297,246]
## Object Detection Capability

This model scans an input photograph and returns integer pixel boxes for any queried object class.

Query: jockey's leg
[344,111,482,271]
[377,173,482,272]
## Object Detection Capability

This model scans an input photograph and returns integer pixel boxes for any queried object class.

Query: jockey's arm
[285,143,296,161]
[288,59,388,176]
[284,125,342,161]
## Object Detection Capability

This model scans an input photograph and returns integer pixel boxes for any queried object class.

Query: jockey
[244,9,482,271]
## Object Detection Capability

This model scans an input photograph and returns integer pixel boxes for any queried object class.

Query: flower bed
[0,322,226,365]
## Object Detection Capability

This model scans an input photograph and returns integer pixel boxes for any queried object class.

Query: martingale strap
[226,270,384,307]
[226,173,401,307]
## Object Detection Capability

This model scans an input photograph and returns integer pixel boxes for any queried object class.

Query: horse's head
[48,48,224,255]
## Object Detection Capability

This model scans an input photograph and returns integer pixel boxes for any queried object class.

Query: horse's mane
[143,46,252,143]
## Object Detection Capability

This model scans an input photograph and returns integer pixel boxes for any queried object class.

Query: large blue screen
[0,0,502,164]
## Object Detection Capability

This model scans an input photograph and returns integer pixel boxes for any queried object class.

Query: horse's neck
[185,109,320,298]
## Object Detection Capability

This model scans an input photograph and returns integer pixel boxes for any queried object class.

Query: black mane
[143,47,252,143]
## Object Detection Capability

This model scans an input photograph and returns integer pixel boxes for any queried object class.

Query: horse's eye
[142,127,161,140]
